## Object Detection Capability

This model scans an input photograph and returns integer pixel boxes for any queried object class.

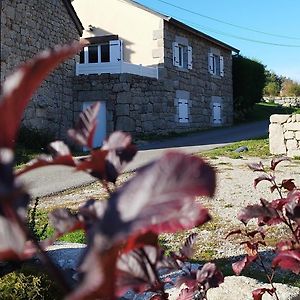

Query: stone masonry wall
[0,0,80,138]
[73,73,222,138]
[74,74,174,137]
[269,114,300,157]
[263,97,300,107]
[161,21,233,126]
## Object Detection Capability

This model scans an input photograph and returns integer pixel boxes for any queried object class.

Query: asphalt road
[19,120,269,198]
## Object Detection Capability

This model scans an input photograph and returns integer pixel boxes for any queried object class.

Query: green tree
[233,55,266,121]
[281,79,300,96]
[263,70,282,96]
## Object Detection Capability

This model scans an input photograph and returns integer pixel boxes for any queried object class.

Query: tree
[263,70,282,96]
[232,55,266,121]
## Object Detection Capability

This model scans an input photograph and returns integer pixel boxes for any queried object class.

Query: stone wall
[0,0,80,138]
[263,97,300,107]
[269,114,300,157]
[73,73,224,138]
[161,21,234,126]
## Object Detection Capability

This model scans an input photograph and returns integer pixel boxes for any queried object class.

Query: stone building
[1,0,239,147]
[72,0,239,147]
[0,0,83,138]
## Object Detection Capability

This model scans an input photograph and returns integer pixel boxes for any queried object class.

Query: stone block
[117,92,131,104]
[296,114,300,122]
[284,131,294,140]
[295,131,300,140]
[287,149,300,158]
[284,123,300,131]
[116,116,135,132]
[286,139,298,150]
[270,114,290,124]
[269,124,286,155]
[116,104,129,116]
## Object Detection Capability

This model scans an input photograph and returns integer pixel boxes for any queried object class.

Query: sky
[135,0,300,82]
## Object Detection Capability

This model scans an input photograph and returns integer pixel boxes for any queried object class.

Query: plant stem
[140,248,168,300]
[257,252,280,300]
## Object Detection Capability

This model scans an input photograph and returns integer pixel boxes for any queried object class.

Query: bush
[0,264,63,300]
[233,56,266,121]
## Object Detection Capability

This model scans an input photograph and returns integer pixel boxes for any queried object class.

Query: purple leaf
[238,199,280,225]
[48,208,82,236]
[177,288,195,300]
[115,246,167,297]
[179,233,198,259]
[16,153,76,176]
[270,156,290,171]
[252,288,275,300]
[0,149,32,260]
[101,131,137,183]
[48,141,72,157]
[232,255,257,275]
[254,174,273,188]
[285,190,300,224]
[225,229,242,239]
[196,262,224,290]
[272,250,300,274]
[68,102,100,149]
[69,152,216,299]
[248,161,264,172]
[281,179,296,191]
[0,42,84,149]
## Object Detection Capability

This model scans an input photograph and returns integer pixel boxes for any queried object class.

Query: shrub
[233,55,266,121]
[0,264,63,300]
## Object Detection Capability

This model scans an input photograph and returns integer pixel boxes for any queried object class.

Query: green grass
[247,102,300,122]
[28,207,86,244]
[201,136,270,159]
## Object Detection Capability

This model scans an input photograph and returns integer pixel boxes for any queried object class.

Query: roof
[62,0,84,35]
[123,0,239,53]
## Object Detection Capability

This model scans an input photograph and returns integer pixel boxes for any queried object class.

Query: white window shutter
[220,56,224,77]
[213,103,222,124]
[178,99,189,123]
[109,40,122,63]
[173,42,180,67]
[208,53,214,74]
[187,46,193,70]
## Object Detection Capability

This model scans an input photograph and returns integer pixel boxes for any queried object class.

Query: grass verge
[201,136,270,159]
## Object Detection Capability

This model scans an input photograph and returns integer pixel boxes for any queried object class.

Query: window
[178,99,189,123]
[88,45,98,63]
[79,40,122,64]
[208,53,224,77]
[172,42,192,70]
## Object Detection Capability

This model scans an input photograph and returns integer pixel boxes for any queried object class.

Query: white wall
[72,0,164,66]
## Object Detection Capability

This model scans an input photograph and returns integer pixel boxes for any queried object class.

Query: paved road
[19,120,268,198]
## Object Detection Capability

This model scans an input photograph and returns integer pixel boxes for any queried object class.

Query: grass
[28,206,86,244]
[201,136,270,159]
[247,102,300,122]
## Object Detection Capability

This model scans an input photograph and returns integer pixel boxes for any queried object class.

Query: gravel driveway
[36,155,300,260]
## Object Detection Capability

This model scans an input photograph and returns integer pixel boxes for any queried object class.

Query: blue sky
[135,0,300,82]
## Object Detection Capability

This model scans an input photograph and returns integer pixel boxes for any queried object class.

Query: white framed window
[178,99,189,123]
[79,40,123,64]
[173,42,192,70]
[208,53,224,77]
